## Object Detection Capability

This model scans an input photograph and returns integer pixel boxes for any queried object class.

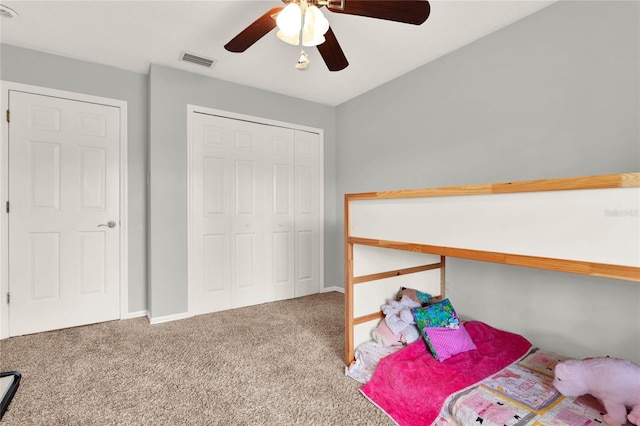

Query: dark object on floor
[0,371,21,420]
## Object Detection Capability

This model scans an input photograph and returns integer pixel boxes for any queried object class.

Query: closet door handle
[98,220,117,228]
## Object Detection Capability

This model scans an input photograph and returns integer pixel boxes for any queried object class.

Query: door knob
[98,221,117,228]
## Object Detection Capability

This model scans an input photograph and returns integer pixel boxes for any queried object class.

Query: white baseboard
[122,310,148,320]
[139,289,343,325]
[147,311,190,325]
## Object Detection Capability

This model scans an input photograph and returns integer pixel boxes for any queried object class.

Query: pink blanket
[360,321,532,426]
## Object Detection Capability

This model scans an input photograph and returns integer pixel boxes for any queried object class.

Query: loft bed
[343,172,639,426]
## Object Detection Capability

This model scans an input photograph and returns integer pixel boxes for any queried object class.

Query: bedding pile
[344,340,401,384]
[346,288,434,383]
[360,320,532,425]
[350,290,620,425]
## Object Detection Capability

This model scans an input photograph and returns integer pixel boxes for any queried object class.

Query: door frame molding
[0,81,129,338]
[186,105,324,318]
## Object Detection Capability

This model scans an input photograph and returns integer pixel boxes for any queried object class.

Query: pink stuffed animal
[553,357,640,426]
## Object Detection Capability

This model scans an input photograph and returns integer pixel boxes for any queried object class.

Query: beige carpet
[0,292,392,425]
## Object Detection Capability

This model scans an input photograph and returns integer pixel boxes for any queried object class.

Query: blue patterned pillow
[411,298,461,359]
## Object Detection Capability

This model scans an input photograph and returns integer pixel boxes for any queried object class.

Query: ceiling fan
[224,0,431,71]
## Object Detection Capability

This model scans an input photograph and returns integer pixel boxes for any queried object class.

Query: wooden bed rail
[344,254,445,365]
[344,172,640,365]
[347,172,640,200]
[348,237,639,282]
[351,260,446,322]
[352,262,443,284]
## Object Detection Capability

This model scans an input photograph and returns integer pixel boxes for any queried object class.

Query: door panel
[78,231,106,294]
[29,232,60,299]
[79,147,106,210]
[30,141,61,209]
[191,114,231,314]
[230,122,265,308]
[294,131,320,297]
[8,91,120,336]
[264,128,295,302]
[203,234,226,292]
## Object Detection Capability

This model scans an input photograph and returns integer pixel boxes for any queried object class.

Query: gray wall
[335,0,640,362]
[0,44,149,314]
[147,64,336,318]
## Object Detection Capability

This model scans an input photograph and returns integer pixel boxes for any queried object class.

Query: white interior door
[8,90,121,336]
[264,126,295,302]
[190,113,270,313]
[294,130,321,297]
[229,119,266,308]
[190,112,232,314]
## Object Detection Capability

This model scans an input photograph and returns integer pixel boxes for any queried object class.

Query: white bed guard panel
[344,172,640,364]
[351,245,443,350]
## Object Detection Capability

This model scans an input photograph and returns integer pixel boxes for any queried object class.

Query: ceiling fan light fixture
[302,5,329,47]
[302,34,325,47]
[276,30,300,45]
[276,2,302,45]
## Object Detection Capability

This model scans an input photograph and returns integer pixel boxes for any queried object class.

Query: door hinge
[5,109,9,123]
[6,292,9,304]
[5,201,8,213]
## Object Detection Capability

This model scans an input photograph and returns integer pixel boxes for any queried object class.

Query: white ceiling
[0,0,556,106]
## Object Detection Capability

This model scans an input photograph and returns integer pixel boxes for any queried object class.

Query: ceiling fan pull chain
[296,49,310,70]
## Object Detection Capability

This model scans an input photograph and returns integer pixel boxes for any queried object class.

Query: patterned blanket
[434,347,617,425]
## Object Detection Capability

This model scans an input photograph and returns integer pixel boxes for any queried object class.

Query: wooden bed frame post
[440,256,446,298]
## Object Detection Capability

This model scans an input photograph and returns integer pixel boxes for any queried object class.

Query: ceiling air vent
[179,52,216,68]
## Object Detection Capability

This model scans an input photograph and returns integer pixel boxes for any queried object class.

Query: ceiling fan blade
[224,6,283,52]
[327,0,430,25]
[316,27,349,71]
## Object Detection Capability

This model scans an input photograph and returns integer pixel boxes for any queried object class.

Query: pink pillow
[424,323,477,361]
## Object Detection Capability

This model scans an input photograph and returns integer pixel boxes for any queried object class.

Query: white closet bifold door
[189,110,322,316]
